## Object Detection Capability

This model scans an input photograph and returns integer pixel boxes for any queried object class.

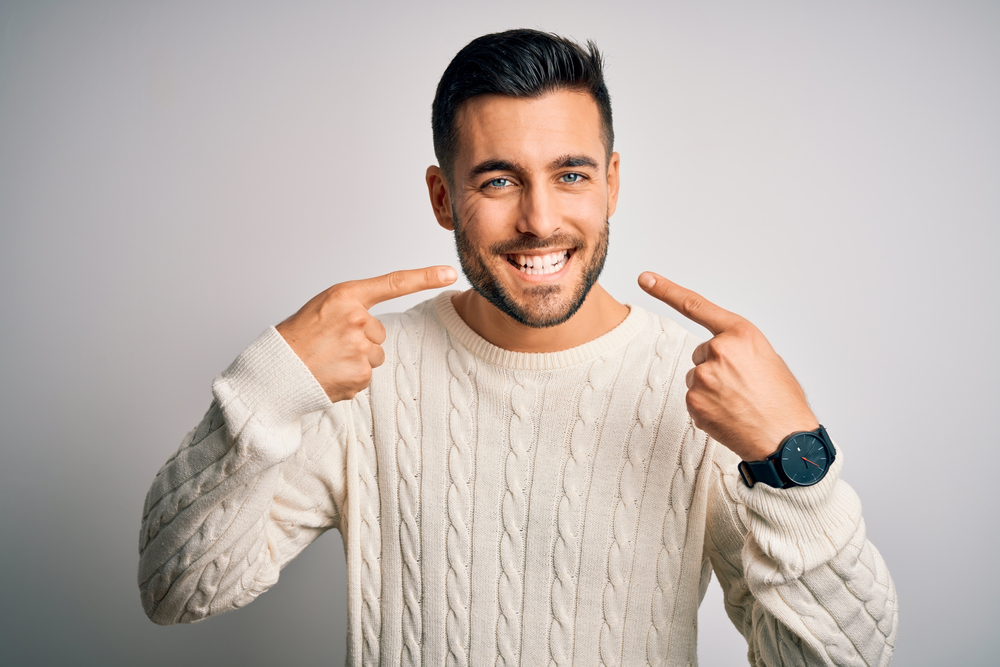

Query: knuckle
[349,334,370,355]
[345,310,368,329]
[729,320,754,338]
[325,284,349,301]
[385,271,407,293]
[707,337,731,359]
[681,293,704,317]
[694,364,720,390]
[693,364,711,385]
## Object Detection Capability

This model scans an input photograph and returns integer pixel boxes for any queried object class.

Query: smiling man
[138,30,897,666]
[429,87,626,350]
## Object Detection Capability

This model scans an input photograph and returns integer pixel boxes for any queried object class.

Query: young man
[138,30,897,666]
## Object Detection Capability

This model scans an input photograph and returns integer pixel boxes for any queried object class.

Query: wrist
[745,418,820,462]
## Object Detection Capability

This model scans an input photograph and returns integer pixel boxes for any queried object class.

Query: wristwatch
[738,425,836,489]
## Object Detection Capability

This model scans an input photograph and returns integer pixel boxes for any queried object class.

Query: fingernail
[639,273,656,289]
[440,266,457,282]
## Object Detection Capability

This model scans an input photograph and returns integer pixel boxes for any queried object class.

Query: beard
[452,213,610,329]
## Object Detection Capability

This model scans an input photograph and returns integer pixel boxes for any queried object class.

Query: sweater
[137,291,898,666]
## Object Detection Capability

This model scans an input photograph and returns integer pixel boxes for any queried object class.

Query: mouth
[503,249,573,276]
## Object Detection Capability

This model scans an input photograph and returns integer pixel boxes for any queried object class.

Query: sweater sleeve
[137,327,352,625]
[703,441,898,666]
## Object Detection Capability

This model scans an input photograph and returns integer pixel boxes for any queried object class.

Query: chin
[495,283,589,329]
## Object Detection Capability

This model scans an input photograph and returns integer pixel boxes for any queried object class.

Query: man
[138,30,897,666]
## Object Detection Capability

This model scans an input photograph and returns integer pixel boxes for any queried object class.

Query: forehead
[453,90,604,173]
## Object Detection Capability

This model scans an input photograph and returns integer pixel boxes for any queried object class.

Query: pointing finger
[352,266,458,309]
[638,271,742,336]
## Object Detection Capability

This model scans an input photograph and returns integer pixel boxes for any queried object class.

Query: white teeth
[508,250,570,275]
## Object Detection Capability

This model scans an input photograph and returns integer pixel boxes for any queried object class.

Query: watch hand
[802,457,823,469]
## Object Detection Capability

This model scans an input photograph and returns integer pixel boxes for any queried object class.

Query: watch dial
[780,433,830,485]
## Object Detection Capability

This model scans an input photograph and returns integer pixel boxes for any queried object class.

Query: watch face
[780,433,831,486]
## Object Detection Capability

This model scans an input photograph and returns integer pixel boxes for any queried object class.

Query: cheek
[558,191,607,226]
[458,197,516,240]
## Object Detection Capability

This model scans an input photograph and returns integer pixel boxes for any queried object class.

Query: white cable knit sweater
[138,292,897,666]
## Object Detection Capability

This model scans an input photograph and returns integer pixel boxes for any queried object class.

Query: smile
[504,250,572,276]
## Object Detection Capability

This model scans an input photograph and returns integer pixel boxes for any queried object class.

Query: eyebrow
[468,159,524,178]
[550,154,599,170]
[467,154,599,179]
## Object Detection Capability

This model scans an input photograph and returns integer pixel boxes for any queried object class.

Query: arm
[705,443,898,666]
[137,328,346,624]
[638,272,898,663]
[138,265,455,624]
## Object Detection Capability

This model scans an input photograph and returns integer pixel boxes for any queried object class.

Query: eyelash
[485,177,511,189]
[481,173,587,190]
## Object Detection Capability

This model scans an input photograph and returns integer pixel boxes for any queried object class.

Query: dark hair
[431,29,614,182]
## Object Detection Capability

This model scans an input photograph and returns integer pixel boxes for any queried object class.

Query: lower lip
[504,252,574,283]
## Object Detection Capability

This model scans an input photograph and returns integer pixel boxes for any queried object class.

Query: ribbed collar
[433,290,649,371]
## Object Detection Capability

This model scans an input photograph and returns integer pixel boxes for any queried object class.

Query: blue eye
[561,173,583,183]
[488,178,510,188]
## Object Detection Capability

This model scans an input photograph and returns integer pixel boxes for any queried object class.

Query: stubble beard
[452,212,610,329]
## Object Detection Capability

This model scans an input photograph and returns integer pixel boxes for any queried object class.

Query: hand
[277,266,457,403]
[638,271,818,462]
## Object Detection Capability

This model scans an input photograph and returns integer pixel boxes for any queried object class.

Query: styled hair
[431,29,614,181]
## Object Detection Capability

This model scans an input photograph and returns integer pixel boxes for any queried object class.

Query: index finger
[353,265,458,309]
[638,271,742,335]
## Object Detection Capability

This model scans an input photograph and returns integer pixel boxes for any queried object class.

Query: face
[432,90,620,328]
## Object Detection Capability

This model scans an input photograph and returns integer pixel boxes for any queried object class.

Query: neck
[450,283,629,353]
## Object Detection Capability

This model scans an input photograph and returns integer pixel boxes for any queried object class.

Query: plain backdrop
[1,1,997,665]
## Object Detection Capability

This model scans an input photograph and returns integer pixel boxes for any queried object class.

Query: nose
[516,184,560,238]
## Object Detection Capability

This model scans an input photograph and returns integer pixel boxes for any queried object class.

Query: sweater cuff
[736,443,862,565]
[213,327,334,434]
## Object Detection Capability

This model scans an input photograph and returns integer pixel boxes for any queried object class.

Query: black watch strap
[738,458,787,488]
[739,425,833,489]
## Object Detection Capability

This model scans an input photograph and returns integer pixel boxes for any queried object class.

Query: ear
[426,165,455,231]
[606,151,621,218]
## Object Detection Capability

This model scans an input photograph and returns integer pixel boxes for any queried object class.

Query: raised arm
[137,266,456,624]
[639,272,898,664]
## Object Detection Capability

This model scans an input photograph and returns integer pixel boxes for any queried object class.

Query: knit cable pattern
[395,310,423,667]
[446,342,478,667]
[354,391,382,666]
[743,497,898,665]
[645,420,708,667]
[496,370,539,667]
[139,395,349,624]
[549,355,621,666]
[139,400,235,556]
[600,331,674,667]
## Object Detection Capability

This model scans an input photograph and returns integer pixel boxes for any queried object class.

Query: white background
[1,1,997,665]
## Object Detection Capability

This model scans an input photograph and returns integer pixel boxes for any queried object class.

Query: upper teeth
[510,251,569,275]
